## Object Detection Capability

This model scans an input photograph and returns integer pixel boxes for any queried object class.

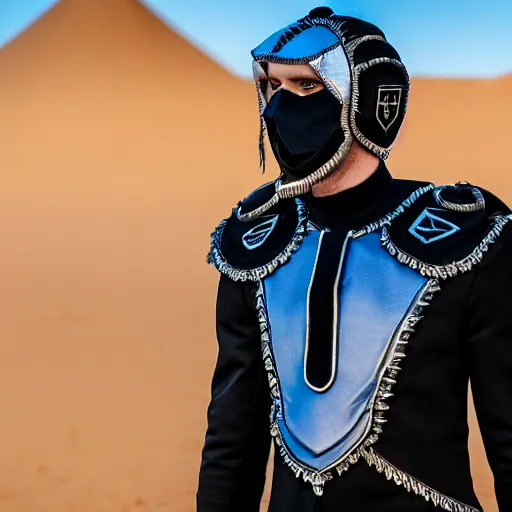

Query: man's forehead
[259,61,319,78]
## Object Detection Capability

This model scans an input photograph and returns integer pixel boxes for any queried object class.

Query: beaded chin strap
[236,130,353,223]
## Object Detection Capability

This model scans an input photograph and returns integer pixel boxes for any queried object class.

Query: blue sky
[1,0,511,79]
[0,0,59,48]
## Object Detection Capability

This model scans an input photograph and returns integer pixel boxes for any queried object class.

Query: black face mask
[263,88,344,180]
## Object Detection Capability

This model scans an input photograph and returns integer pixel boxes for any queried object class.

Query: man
[197,7,512,512]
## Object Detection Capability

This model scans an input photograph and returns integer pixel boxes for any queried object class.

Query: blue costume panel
[263,231,426,473]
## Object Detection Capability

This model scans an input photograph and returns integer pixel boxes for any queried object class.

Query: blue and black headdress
[250,7,409,203]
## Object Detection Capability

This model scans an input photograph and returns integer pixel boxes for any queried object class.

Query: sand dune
[0,0,510,510]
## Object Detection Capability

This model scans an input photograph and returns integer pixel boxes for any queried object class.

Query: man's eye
[300,80,320,90]
[269,81,281,91]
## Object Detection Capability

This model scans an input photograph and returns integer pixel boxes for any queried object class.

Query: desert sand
[0,0,510,510]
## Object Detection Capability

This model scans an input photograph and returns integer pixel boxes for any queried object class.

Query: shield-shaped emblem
[376,85,403,132]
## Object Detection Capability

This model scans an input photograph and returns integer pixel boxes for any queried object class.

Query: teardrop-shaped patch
[242,214,279,250]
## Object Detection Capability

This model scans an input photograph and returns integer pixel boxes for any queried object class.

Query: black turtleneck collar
[309,160,392,215]
[304,160,401,231]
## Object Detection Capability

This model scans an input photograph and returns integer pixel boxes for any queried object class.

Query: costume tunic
[197,163,512,512]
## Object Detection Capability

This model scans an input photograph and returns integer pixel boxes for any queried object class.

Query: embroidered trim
[351,183,435,238]
[361,448,481,512]
[207,199,308,282]
[252,41,342,65]
[382,214,512,279]
[251,16,348,65]
[208,184,433,282]
[344,34,386,54]
[257,270,441,496]
[256,280,334,496]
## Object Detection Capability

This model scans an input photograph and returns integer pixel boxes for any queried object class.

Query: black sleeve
[197,274,272,512]
[464,230,512,510]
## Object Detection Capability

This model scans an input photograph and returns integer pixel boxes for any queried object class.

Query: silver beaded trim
[361,448,481,512]
[343,34,386,54]
[252,41,343,66]
[275,134,354,200]
[350,57,411,160]
[236,179,281,222]
[433,185,485,213]
[381,214,512,279]
[251,16,348,65]
[257,266,441,496]
[210,184,433,281]
[207,199,308,282]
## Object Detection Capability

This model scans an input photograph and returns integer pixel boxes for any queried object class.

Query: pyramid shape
[0,0,269,200]
[0,2,268,511]
[0,0,231,79]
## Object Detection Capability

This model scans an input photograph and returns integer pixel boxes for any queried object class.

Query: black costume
[197,8,512,512]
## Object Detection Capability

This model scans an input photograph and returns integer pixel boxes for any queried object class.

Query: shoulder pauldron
[208,180,512,281]
[207,180,308,281]
[381,183,512,279]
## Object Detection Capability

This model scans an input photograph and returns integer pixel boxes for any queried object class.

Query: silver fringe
[362,448,481,512]
[256,280,334,496]
[207,199,308,282]
[381,214,512,279]
[209,184,434,281]
[255,266,441,496]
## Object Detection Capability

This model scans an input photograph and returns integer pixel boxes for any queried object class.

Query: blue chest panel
[262,231,427,472]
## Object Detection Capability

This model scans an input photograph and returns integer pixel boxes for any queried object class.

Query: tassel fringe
[382,214,512,279]
[362,448,480,512]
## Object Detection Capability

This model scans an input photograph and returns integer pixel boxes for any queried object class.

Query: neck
[312,142,380,197]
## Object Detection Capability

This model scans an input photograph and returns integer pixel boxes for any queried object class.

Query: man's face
[259,62,325,102]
